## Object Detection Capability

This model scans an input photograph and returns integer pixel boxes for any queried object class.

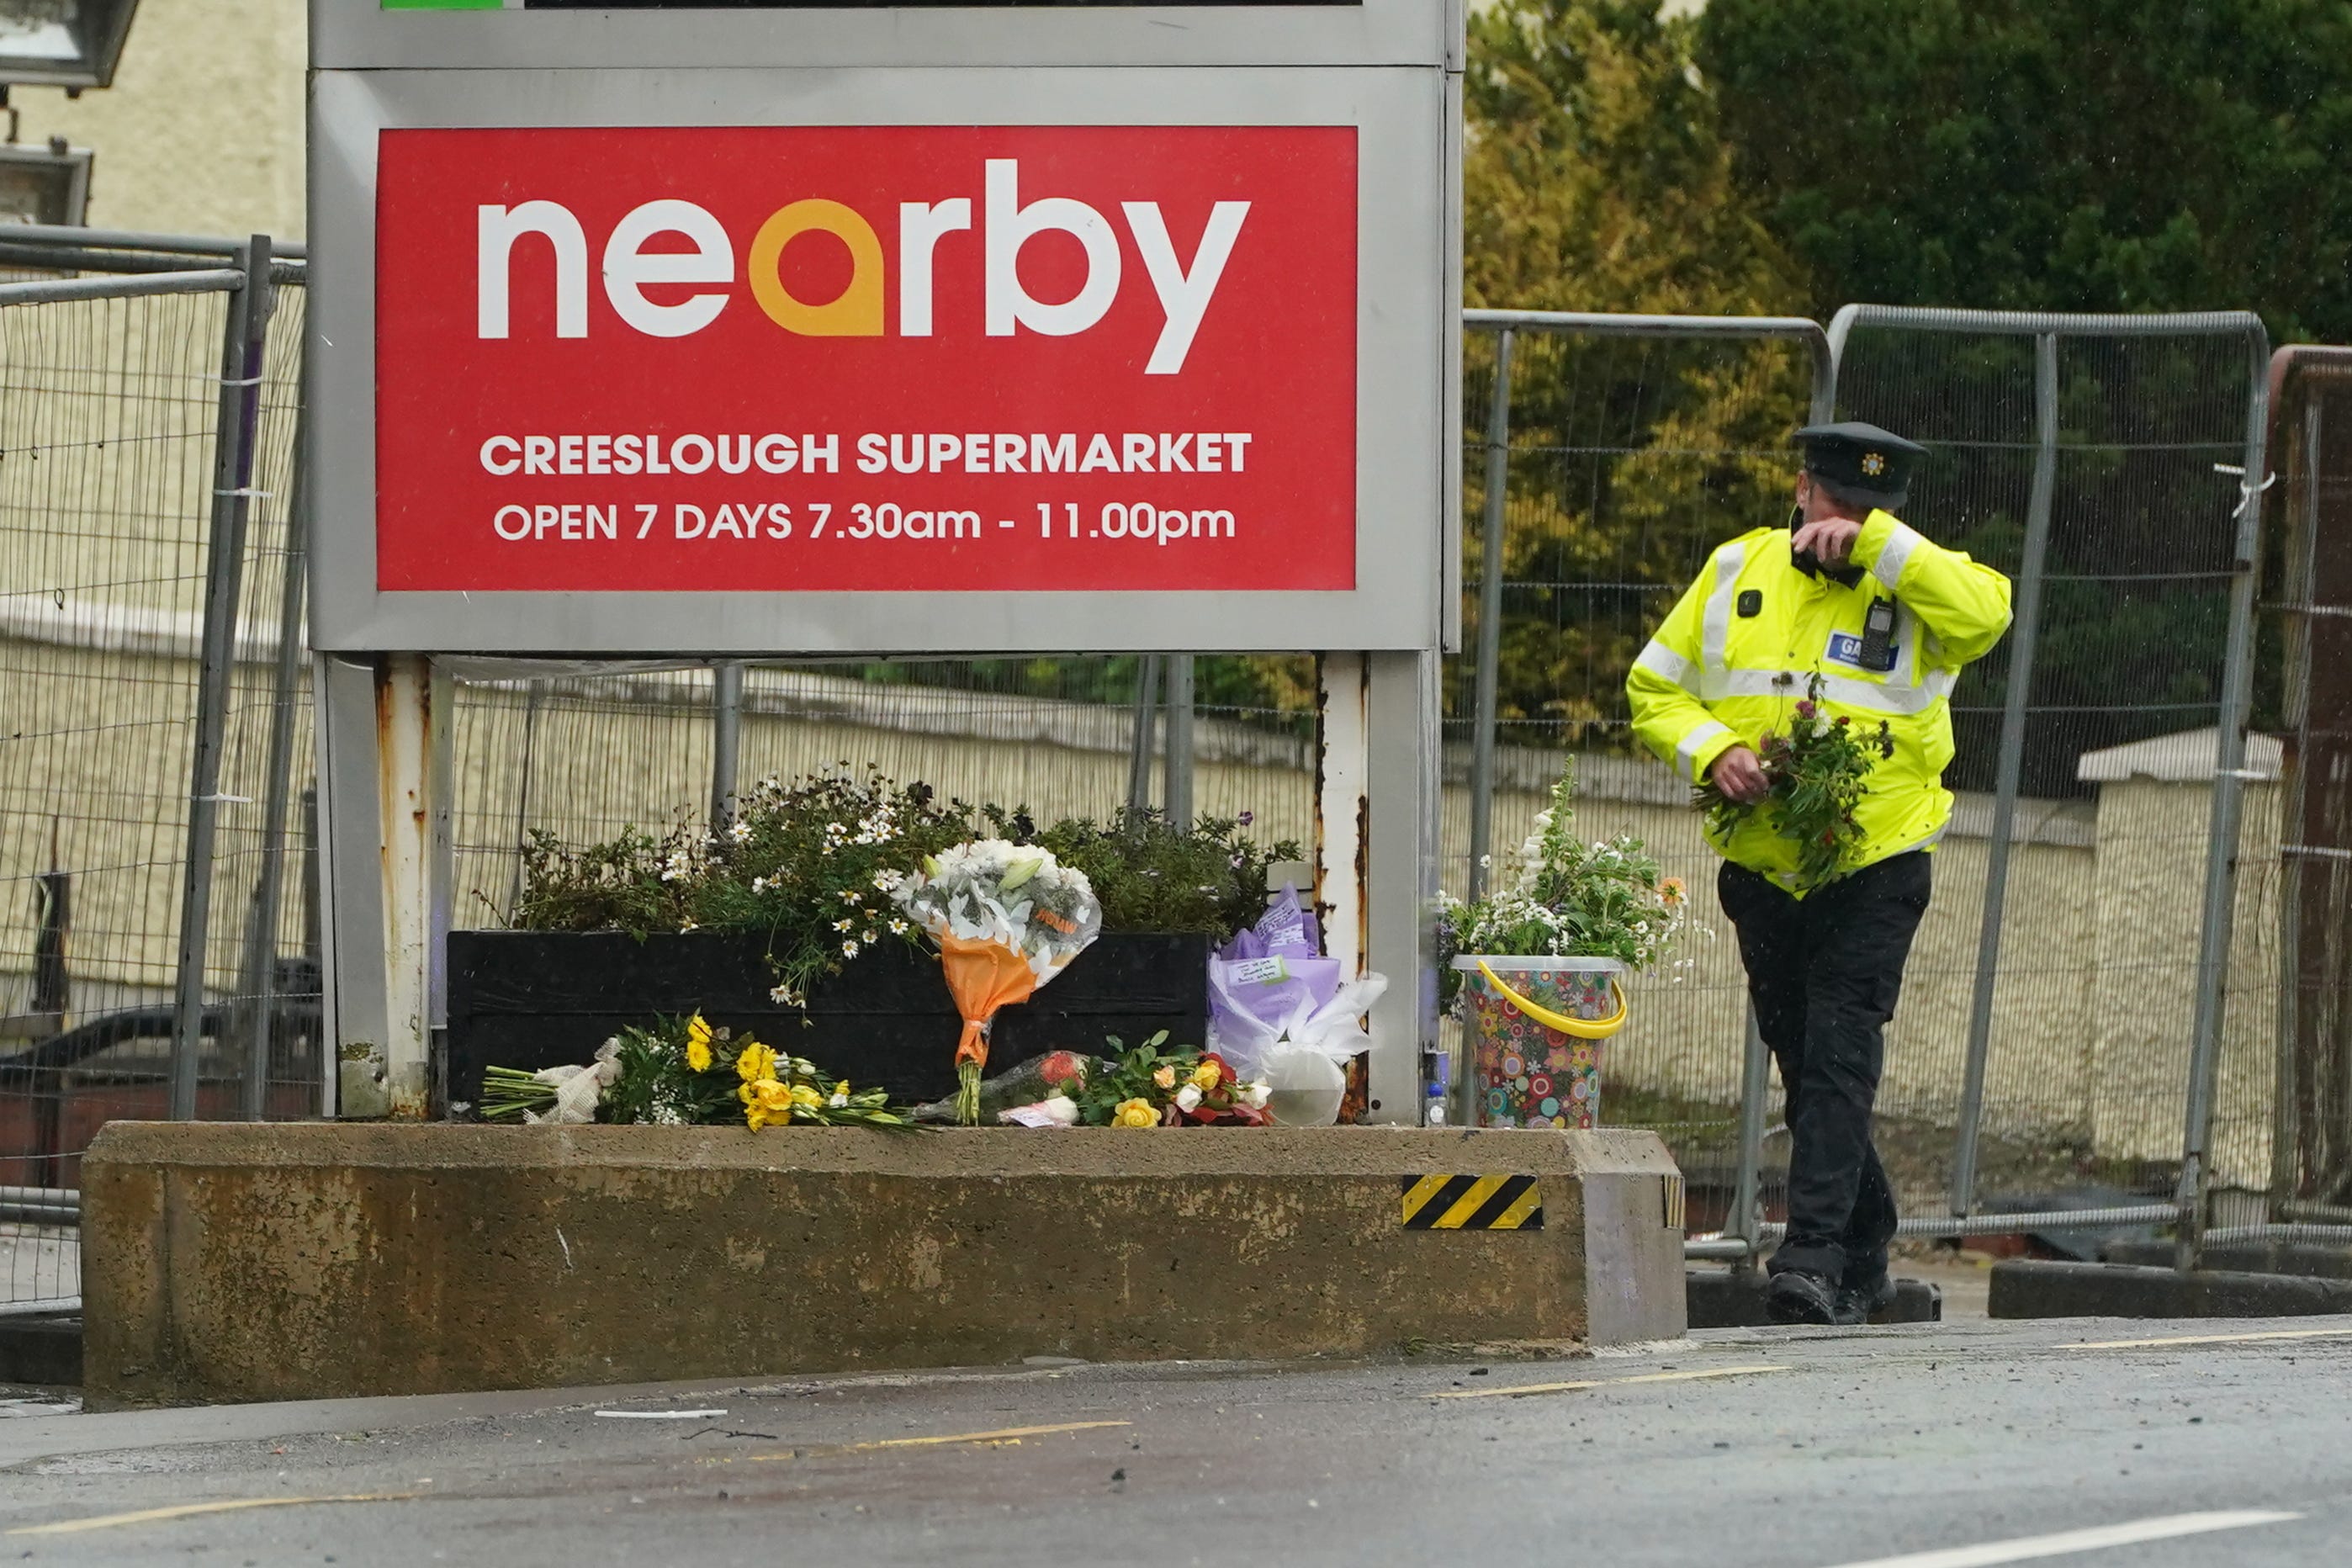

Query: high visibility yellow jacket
[1626,510,2013,893]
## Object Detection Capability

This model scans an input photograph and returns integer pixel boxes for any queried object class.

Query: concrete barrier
[82,1122,1686,1408]
[1989,1258,2352,1319]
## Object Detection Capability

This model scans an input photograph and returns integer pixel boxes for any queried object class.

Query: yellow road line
[1427,1364,1789,1401]
[2070,1326,2352,1351]
[730,1418,1132,1463]
[8,1493,416,1537]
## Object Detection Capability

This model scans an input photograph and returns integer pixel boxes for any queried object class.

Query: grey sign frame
[317,0,1457,74]
[308,3,1462,655]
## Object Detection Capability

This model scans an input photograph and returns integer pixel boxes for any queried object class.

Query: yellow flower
[746,1099,790,1131]
[735,1041,776,1083]
[1112,1098,1159,1129]
[790,1083,824,1110]
[1189,1060,1222,1093]
[1152,1064,1178,1090]
[754,1078,795,1112]
[685,1013,713,1073]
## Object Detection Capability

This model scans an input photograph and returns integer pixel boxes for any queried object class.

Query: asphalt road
[4,1316,2350,1567]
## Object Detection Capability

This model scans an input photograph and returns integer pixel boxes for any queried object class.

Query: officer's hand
[1708,745,1770,804]
[1790,513,1865,568]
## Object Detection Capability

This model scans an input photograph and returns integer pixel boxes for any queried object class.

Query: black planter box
[444,930,1212,1111]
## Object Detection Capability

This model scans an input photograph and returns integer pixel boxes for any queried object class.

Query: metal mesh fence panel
[1458,313,2269,1245]
[0,267,314,1307]
[1825,321,2266,1227]
[191,282,320,1127]
[448,656,1321,930]
[1456,321,1815,1232]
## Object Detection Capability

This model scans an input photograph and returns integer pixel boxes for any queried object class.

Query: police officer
[1625,422,2012,1325]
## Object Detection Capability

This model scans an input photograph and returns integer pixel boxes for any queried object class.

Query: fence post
[1126,655,1161,814]
[169,236,274,1122]
[1163,655,1195,829]
[236,387,309,1120]
[2176,328,2275,1268]
[1725,1006,1772,1263]
[2269,397,2325,1218]
[505,680,543,919]
[709,661,744,827]
[1947,331,2059,1219]
[1465,327,1514,903]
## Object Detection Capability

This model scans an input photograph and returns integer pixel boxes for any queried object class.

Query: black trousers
[1719,851,1931,1286]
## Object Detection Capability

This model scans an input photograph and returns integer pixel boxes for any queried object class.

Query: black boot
[1767,1269,1839,1326]
[1834,1273,1898,1327]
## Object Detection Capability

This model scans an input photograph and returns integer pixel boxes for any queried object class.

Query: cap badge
[1861,452,1886,477]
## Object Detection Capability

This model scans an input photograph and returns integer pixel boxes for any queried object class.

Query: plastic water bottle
[1423,1047,1449,1126]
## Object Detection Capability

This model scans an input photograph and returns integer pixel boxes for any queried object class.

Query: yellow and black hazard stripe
[1399,1173,1544,1231]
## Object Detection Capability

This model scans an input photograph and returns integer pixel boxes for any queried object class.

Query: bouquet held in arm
[893,839,1103,1124]
[1694,673,1896,891]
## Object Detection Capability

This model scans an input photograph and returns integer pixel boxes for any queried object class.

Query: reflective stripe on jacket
[1625,509,2013,894]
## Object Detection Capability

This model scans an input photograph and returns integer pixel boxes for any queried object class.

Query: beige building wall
[8,0,307,241]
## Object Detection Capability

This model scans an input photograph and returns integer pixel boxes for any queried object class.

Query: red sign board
[373,125,1358,593]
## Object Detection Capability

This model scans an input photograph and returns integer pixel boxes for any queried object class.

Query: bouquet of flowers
[479,1012,918,1131]
[893,840,1103,1124]
[999,1034,1274,1128]
[1436,761,1694,1012]
[1692,673,1895,891]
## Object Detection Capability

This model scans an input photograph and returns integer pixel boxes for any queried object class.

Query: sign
[375,125,1357,596]
[308,1,1454,653]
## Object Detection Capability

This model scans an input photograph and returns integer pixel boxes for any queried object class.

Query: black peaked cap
[1794,421,1928,511]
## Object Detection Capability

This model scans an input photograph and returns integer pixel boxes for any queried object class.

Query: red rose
[1039,1051,1089,1091]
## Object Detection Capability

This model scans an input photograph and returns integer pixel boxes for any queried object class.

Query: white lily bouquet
[893,839,1103,1124]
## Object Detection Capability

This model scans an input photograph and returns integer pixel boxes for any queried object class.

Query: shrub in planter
[448,769,1299,1110]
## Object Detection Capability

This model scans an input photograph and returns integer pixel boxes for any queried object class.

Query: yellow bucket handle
[1475,961,1629,1041]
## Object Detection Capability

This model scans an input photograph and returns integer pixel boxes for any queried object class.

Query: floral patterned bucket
[1452,956,1628,1130]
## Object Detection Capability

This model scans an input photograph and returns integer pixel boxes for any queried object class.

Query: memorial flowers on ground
[891,838,1102,1124]
[993,1032,1274,1128]
[481,1012,917,1131]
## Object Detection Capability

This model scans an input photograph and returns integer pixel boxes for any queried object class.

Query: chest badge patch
[1736,590,1762,618]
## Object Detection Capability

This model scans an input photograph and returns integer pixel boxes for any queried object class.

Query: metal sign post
[307,0,1461,1122]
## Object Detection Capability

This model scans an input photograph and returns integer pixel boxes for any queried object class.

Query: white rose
[1242,1082,1272,1110]
[1174,1084,1204,1112]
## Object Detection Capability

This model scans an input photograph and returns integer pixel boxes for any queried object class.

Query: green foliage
[1436,763,1694,1008]
[1465,0,1799,315]
[1014,806,1305,938]
[688,768,972,1005]
[1696,675,1896,890]
[510,825,685,936]
[1698,0,2352,343]
[1461,1,1813,754]
[509,771,1299,1016]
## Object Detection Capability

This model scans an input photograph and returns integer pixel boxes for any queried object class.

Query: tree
[1465,0,1798,315]
[1698,0,2352,343]
[1461,2,1813,751]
